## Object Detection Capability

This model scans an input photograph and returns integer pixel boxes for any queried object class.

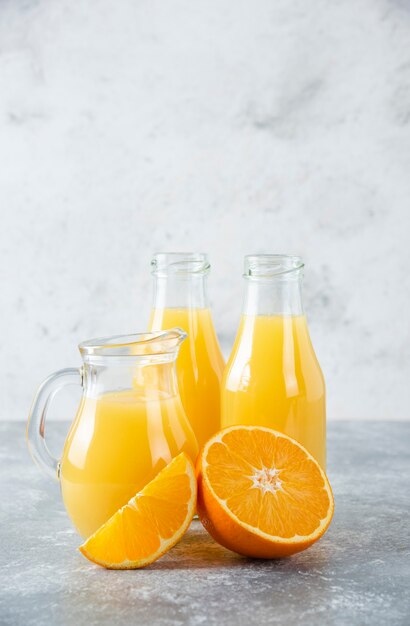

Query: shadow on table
[146,521,283,571]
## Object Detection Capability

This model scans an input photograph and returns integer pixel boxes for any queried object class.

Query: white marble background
[1,0,409,422]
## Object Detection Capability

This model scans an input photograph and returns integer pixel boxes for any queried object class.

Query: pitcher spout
[78,328,187,363]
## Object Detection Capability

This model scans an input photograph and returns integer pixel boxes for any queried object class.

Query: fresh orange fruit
[79,452,196,569]
[197,426,334,558]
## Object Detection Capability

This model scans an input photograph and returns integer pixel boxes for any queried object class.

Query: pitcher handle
[27,368,83,480]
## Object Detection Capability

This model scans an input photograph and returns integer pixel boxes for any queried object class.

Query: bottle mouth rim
[151,252,210,277]
[78,328,187,359]
[244,254,304,279]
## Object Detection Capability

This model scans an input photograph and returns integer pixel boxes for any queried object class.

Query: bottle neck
[152,275,209,309]
[243,277,304,316]
[151,252,210,310]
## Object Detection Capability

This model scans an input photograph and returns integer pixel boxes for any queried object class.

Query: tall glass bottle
[221,254,326,468]
[148,253,225,450]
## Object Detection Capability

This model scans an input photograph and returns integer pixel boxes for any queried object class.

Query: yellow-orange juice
[221,315,326,468]
[149,308,225,449]
[60,389,198,538]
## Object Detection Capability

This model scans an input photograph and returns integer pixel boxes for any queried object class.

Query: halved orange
[79,452,196,569]
[197,426,334,558]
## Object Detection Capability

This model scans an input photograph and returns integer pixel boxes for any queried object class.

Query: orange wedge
[197,426,334,558]
[79,452,196,569]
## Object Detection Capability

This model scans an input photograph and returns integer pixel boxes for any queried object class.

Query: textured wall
[1,0,409,421]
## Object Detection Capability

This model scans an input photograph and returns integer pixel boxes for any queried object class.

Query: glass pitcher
[27,330,198,538]
[148,253,225,450]
[221,255,326,468]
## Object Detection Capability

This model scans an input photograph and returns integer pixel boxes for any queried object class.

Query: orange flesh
[204,428,332,540]
[80,452,196,568]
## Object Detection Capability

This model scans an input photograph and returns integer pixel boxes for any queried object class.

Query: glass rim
[78,328,187,358]
[151,252,210,277]
[244,254,304,280]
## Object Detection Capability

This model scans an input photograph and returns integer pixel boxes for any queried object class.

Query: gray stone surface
[0,421,409,625]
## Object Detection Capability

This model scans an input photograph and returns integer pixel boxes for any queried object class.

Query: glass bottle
[27,329,198,538]
[148,253,225,450]
[221,255,326,468]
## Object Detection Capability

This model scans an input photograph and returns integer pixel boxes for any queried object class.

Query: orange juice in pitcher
[149,253,225,450]
[221,255,326,468]
[27,330,198,538]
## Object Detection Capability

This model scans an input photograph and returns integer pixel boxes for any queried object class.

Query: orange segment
[197,426,334,558]
[79,453,196,569]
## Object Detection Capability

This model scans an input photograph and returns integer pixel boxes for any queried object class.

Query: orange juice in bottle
[148,253,225,450]
[221,255,326,468]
